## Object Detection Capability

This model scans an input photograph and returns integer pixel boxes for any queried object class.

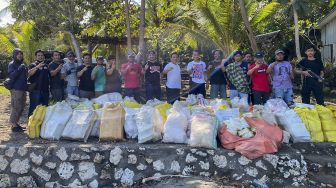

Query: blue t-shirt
[224,61,248,90]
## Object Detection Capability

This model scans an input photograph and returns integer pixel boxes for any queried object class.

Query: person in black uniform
[295,45,324,105]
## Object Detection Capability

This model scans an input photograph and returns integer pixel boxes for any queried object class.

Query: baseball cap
[234,50,243,56]
[66,51,75,57]
[275,49,285,55]
[96,56,104,61]
[254,52,264,59]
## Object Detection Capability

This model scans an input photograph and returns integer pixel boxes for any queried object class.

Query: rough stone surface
[17,176,37,187]
[5,147,15,157]
[153,160,165,171]
[17,147,28,156]
[30,152,43,165]
[0,142,331,187]
[56,147,68,161]
[109,147,123,165]
[45,162,56,170]
[136,163,147,171]
[94,153,104,163]
[114,168,123,180]
[89,179,99,188]
[170,161,181,173]
[238,156,252,166]
[245,167,258,177]
[182,165,194,175]
[57,162,74,180]
[32,167,51,181]
[256,160,267,171]
[213,155,227,168]
[10,158,30,174]
[0,174,10,187]
[186,153,197,163]
[78,162,98,181]
[0,155,9,171]
[121,168,135,186]
[199,161,210,170]
[100,169,111,180]
[128,154,137,164]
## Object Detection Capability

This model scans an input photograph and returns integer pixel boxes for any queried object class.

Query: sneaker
[11,126,25,132]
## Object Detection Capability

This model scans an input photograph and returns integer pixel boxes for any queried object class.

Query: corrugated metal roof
[318,7,336,29]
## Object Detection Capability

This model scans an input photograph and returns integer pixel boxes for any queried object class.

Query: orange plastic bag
[218,117,283,159]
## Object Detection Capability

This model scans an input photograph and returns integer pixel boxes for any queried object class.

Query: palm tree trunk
[125,0,132,55]
[138,0,146,63]
[238,0,259,53]
[292,2,302,60]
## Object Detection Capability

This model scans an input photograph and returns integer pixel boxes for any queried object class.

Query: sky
[0,0,15,27]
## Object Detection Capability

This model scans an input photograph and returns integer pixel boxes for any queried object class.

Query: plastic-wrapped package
[90,108,103,137]
[264,99,289,113]
[275,109,311,142]
[214,108,240,123]
[28,105,47,139]
[252,105,277,125]
[155,103,172,123]
[40,101,73,140]
[209,99,230,111]
[197,94,209,106]
[189,113,218,149]
[223,118,249,135]
[62,109,96,142]
[219,117,283,159]
[186,94,198,105]
[135,106,163,143]
[162,103,189,144]
[92,92,123,105]
[231,97,249,112]
[124,107,140,139]
[145,99,164,107]
[99,103,125,141]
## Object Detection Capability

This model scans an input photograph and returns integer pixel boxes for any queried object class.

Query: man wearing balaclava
[7,48,27,132]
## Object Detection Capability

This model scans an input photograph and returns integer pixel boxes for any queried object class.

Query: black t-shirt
[208,60,227,85]
[298,58,324,82]
[28,61,50,92]
[145,61,162,85]
[48,62,64,89]
[77,65,95,92]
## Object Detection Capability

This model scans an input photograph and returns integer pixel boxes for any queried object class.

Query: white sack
[40,101,72,140]
[62,109,96,142]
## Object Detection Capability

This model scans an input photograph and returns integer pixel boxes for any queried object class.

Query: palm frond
[251,1,280,25]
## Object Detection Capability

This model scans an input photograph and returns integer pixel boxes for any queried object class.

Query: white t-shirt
[163,62,181,89]
[187,61,206,84]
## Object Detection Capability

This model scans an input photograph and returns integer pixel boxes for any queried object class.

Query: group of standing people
[6,45,325,132]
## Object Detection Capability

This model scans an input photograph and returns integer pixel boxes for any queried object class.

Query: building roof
[317,7,336,29]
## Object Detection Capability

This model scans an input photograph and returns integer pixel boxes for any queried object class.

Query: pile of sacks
[27,93,336,159]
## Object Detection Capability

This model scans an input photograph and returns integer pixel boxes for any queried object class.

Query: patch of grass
[0,86,10,96]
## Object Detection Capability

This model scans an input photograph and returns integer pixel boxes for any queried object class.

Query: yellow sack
[100,104,125,141]
[294,107,324,142]
[316,105,336,142]
[155,103,172,123]
[327,105,336,118]
[28,105,47,139]
[124,101,142,108]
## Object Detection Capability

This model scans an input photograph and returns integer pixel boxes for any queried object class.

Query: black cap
[234,50,243,56]
[96,56,104,61]
[254,52,264,59]
[275,49,285,55]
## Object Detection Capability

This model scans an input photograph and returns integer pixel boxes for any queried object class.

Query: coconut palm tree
[0,21,40,63]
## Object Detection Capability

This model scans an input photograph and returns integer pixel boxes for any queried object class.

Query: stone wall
[0,143,308,187]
